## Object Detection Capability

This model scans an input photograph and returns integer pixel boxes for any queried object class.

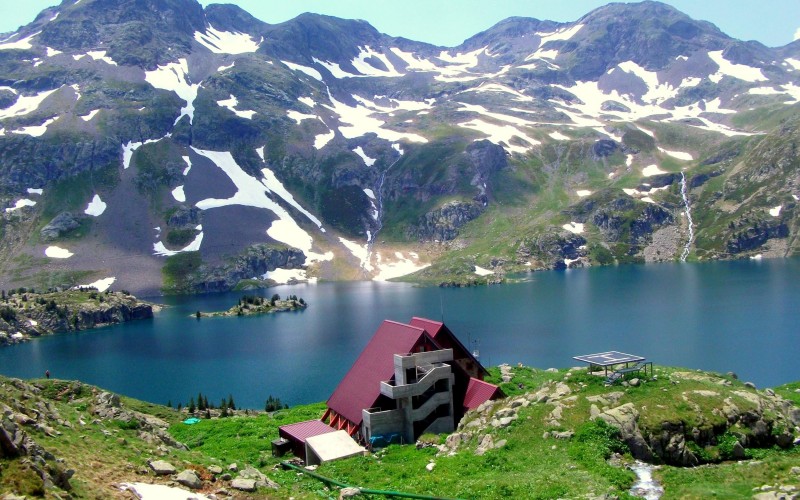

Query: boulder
[176,469,202,489]
[475,434,494,456]
[40,212,82,241]
[340,486,362,498]
[230,478,257,492]
[148,459,176,475]
[598,403,654,462]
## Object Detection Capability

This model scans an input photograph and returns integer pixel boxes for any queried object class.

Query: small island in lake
[196,293,307,318]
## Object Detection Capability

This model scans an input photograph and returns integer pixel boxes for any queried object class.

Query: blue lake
[0,258,798,409]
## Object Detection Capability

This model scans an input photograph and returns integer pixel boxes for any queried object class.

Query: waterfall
[680,172,694,262]
[629,461,664,499]
[367,144,404,254]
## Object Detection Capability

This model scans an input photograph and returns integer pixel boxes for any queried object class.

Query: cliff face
[0,290,155,345]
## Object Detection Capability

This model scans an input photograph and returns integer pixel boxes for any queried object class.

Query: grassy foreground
[1,366,798,499]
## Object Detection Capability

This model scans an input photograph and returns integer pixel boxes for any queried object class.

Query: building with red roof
[320,317,503,447]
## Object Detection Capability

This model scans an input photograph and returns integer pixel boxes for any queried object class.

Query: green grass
[2,366,798,499]
[161,252,203,294]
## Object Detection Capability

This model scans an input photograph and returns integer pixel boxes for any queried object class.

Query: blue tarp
[183,417,201,425]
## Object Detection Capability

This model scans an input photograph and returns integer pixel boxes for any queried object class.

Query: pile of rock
[93,391,187,452]
[145,459,280,494]
[0,379,75,492]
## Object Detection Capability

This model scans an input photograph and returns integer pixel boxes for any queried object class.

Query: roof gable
[326,320,430,426]
[463,377,503,410]
[410,317,489,378]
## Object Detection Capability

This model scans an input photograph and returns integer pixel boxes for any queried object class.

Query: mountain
[0,0,798,295]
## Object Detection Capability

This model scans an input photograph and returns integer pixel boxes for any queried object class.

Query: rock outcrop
[0,290,155,345]
[193,244,307,293]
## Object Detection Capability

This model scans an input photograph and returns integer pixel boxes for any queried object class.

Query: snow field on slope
[84,194,106,216]
[190,148,331,263]
[194,26,261,55]
[144,59,199,125]
[372,252,430,281]
[217,95,256,119]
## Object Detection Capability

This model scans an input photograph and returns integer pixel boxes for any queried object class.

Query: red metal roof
[410,317,489,378]
[463,377,502,410]
[326,320,430,427]
[279,419,336,443]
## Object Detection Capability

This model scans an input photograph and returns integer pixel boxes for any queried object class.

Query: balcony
[380,363,452,399]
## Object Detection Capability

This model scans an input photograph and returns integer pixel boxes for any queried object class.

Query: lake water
[0,259,798,410]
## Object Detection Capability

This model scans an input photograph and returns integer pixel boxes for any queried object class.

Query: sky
[1,0,799,48]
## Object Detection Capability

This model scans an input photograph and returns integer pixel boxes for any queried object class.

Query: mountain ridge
[0,0,799,294]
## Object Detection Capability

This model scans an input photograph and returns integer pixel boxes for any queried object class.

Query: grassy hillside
[1,367,798,499]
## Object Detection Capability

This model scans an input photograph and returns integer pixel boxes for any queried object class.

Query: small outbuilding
[305,430,367,466]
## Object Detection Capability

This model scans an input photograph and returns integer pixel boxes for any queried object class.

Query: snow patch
[707,51,767,82]
[0,88,58,119]
[144,59,199,125]
[84,194,106,216]
[769,205,782,217]
[287,110,317,124]
[263,268,312,284]
[373,252,429,281]
[298,96,316,108]
[77,277,115,292]
[463,83,532,102]
[217,62,234,72]
[562,222,584,234]
[153,231,203,256]
[314,128,335,149]
[5,199,36,212]
[282,61,323,81]
[12,117,57,137]
[642,164,667,177]
[86,50,117,65]
[339,237,372,272]
[0,31,40,50]
[549,131,570,141]
[171,185,185,202]
[80,109,100,121]
[45,246,73,258]
[121,483,212,500]
[474,265,494,276]
[121,139,160,169]
[27,188,43,195]
[626,154,634,167]
[323,90,428,143]
[256,146,265,161]
[181,155,192,175]
[353,146,376,166]
[192,148,328,260]
[576,190,592,197]
[194,26,260,54]
[658,147,693,161]
[350,46,403,77]
[216,94,256,119]
[46,47,61,57]
[261,167,324,230]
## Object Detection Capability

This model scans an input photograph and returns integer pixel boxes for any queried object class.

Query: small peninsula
[196,294,307,318]
[0,287,156,345]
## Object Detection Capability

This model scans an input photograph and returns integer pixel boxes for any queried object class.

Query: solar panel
[573,351,645,366]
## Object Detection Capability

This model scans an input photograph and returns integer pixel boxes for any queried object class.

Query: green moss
[165,228,198,247]
[161,252,202,294]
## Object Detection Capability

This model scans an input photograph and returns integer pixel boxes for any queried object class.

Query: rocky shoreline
[0,289,157,346]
